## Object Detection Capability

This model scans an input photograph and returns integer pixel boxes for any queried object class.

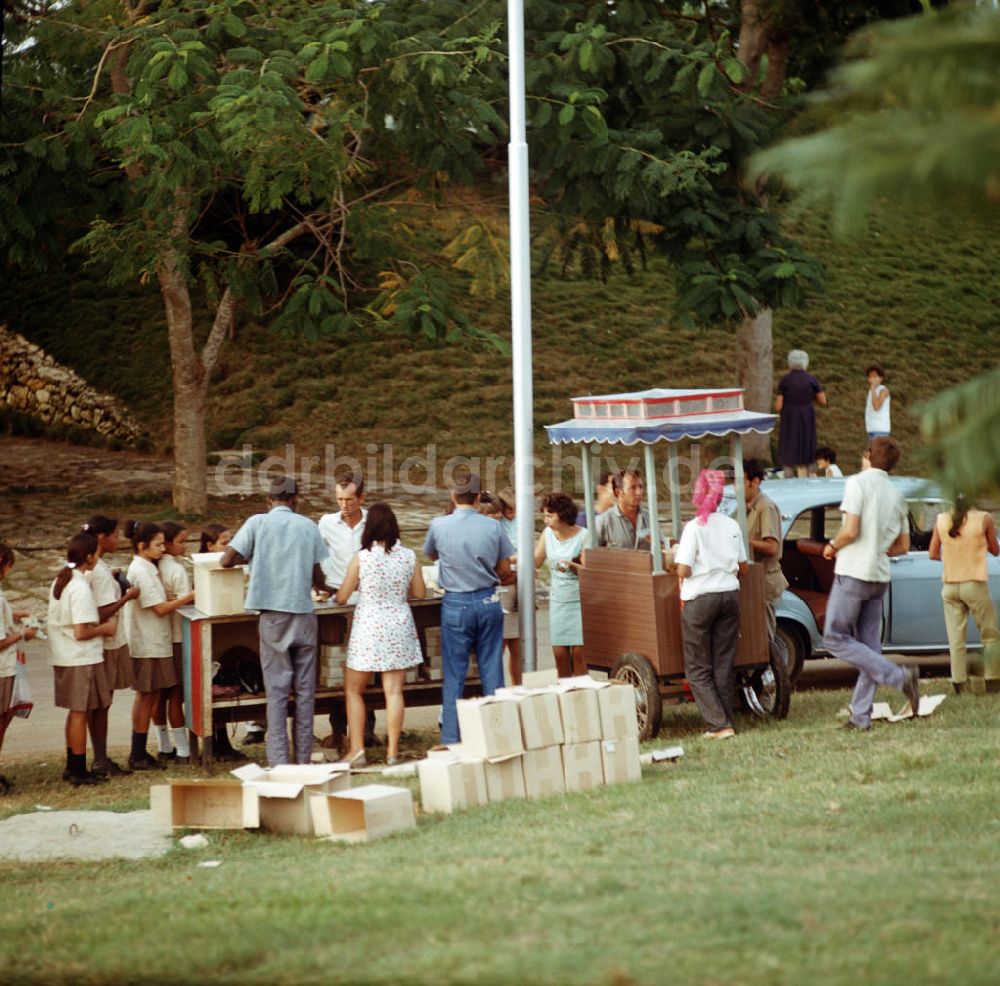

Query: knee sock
[66,746,72,771]
[171,727,190,758]
[155,725,174,754]
[91,733,108,765]
[68,751,87,779]
[130,731,148,762]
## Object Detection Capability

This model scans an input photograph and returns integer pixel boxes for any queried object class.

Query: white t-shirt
[47,570,104,668]
[88,557,128,651]
[675,513,747,601]
[835,469,907,583]
[125,556,172,659]
[318,509,366,588]
[0,588,16,678]
[865,385,891,434]
[159,554,191,644]
[825,464,844,478]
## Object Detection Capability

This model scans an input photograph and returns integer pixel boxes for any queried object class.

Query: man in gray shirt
[596,468,663,551]
[222,478,331,765]
[423,473,514,744]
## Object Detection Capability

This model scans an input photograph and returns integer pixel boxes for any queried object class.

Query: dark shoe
[128,755,167,772]
[213,748,245,763]
[902,665,921,716]
[0,774,11,795]
[156,750,178,762]
[92,759,133,778]
[68,771,108,787]
[952,680,966,695]
[841,720,871,732]
[364,733,382,748]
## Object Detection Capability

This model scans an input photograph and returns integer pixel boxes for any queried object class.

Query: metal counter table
[179,598,450,768]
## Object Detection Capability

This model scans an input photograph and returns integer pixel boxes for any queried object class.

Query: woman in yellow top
[929,497,1000,692]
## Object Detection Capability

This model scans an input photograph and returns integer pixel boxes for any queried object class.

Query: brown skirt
[131,656,177,692]
[171,642,184,683]
[54,663,111,712]
[0,674,13,716]
[103,643,135,691]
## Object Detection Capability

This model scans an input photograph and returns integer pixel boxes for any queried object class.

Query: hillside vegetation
[3,197,998,492]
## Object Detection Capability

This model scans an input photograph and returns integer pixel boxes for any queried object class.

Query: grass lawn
[2,685,998,985]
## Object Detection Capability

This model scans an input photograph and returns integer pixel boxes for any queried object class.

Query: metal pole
[508,0,537,672]
[643,444,664,574]
[582,444,596,535]
[668,444,682,541]
[731,435,749,551]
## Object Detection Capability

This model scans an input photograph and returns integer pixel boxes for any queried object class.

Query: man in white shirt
[821,437,920,729]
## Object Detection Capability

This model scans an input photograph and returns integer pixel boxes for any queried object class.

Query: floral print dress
[346,544,423,672]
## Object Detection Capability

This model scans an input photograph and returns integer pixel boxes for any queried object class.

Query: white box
[311,784,416,843]
[557,688,602,744]
[597,682,639,740]
[231,763,351,835]
[150,780,259,830]
[600,736,642,785]
[483,754,526,803]
[456,695,524,760]
[522,669,558,689]
[192,552,246,617]
[522,746,566,799]
[418,749,488,813]
[496,687,564,749]
[562,741,604,793]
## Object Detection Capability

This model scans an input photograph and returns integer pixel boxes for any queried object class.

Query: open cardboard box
[418,748,488,814]
[191,551,246,617]
[456,695,525,759]
[231,763,351,835]
[311,784,416,843]
[496,687,564,749]
[483,754,526,803]
[150,779,259,830]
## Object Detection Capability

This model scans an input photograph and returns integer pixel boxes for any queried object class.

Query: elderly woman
[674,470,747,739]
[775,349,827,477]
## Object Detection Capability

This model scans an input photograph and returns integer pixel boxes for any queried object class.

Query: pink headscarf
[692,469,725,525]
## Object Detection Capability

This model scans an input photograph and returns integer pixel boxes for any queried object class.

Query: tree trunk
[736,307,773,461]
[737,0,769,83]
[158,250,209,515]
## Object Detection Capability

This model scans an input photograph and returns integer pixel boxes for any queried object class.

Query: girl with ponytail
[46,532,117,786]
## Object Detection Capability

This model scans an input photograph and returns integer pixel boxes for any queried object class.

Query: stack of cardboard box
[318,642,347,688]
[418,677,641,813]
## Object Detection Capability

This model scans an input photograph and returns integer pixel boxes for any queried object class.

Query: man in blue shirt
[222,478,330,765]
[423,473,515,744]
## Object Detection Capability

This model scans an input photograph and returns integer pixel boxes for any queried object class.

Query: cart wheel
[610,652,663,740]
[739,641,791,719]
[775,622,805,683]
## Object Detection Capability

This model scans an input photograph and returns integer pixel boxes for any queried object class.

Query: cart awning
[545,409,778,446]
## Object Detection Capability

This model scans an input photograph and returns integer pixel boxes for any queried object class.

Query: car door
[886,499,950,648]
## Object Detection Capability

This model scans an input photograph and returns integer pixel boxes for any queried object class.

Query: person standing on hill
[864,363,891,439]
[221,478,331,766]
[821,437,920,729]
[775,349,827,477]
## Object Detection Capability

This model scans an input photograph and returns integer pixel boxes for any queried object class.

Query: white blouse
[47,570,103,668]
[125,556,172,659]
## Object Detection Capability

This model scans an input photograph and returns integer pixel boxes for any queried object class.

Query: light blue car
[752,477,1000,680]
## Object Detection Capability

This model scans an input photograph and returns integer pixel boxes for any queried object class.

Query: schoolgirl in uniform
[0,543,38,793]
[151,522,194,762]
[83,516,141,776]
[47,532,117,786]
[123,521,192,771]
[200,524,232,554]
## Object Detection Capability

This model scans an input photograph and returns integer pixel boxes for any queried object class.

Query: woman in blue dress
[533,492,591,678]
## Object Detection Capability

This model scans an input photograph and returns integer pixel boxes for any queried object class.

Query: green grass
[2,688,999,985]
[3,198,999,498]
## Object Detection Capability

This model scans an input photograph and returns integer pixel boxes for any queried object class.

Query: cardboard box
[191,552,246,617]
[418,749,488,813]
[522,746,566,799]
[522,669,558,689]
[600,736,642,785]
[150,780,259,830]
[557,687,602,744]
[597,682,639,740]
[231,763,351,835]
[496,687,564,749]
[311,784,416,843]
[483,754,526,803]
[456,695,524,760]
[562,741,604,793]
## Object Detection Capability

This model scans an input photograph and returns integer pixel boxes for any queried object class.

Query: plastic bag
[10,652,32,719]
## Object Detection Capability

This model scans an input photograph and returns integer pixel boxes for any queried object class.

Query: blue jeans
[823,574,906,727]
[440,587,504,743]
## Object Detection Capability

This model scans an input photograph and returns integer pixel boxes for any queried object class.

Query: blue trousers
[440,588,504,744]
[823,574,906,728]
[258,611,317,765]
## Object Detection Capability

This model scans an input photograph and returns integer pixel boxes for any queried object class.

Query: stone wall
[0,325,142,444]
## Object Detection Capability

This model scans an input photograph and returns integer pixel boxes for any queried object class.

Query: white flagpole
[508,0,537,672]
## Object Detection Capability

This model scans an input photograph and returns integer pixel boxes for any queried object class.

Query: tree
[750,3,1000,492]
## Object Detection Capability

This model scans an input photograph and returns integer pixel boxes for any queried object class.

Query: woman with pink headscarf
[674,470,748,739]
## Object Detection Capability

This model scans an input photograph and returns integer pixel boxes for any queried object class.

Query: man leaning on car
[821,437,921,730]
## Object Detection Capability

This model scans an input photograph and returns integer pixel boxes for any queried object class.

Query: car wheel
[738,645,791,720]
[775,622,806,683]
[610,652,663,740]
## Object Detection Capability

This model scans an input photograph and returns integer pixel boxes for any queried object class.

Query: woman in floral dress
[336,503,425,767]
